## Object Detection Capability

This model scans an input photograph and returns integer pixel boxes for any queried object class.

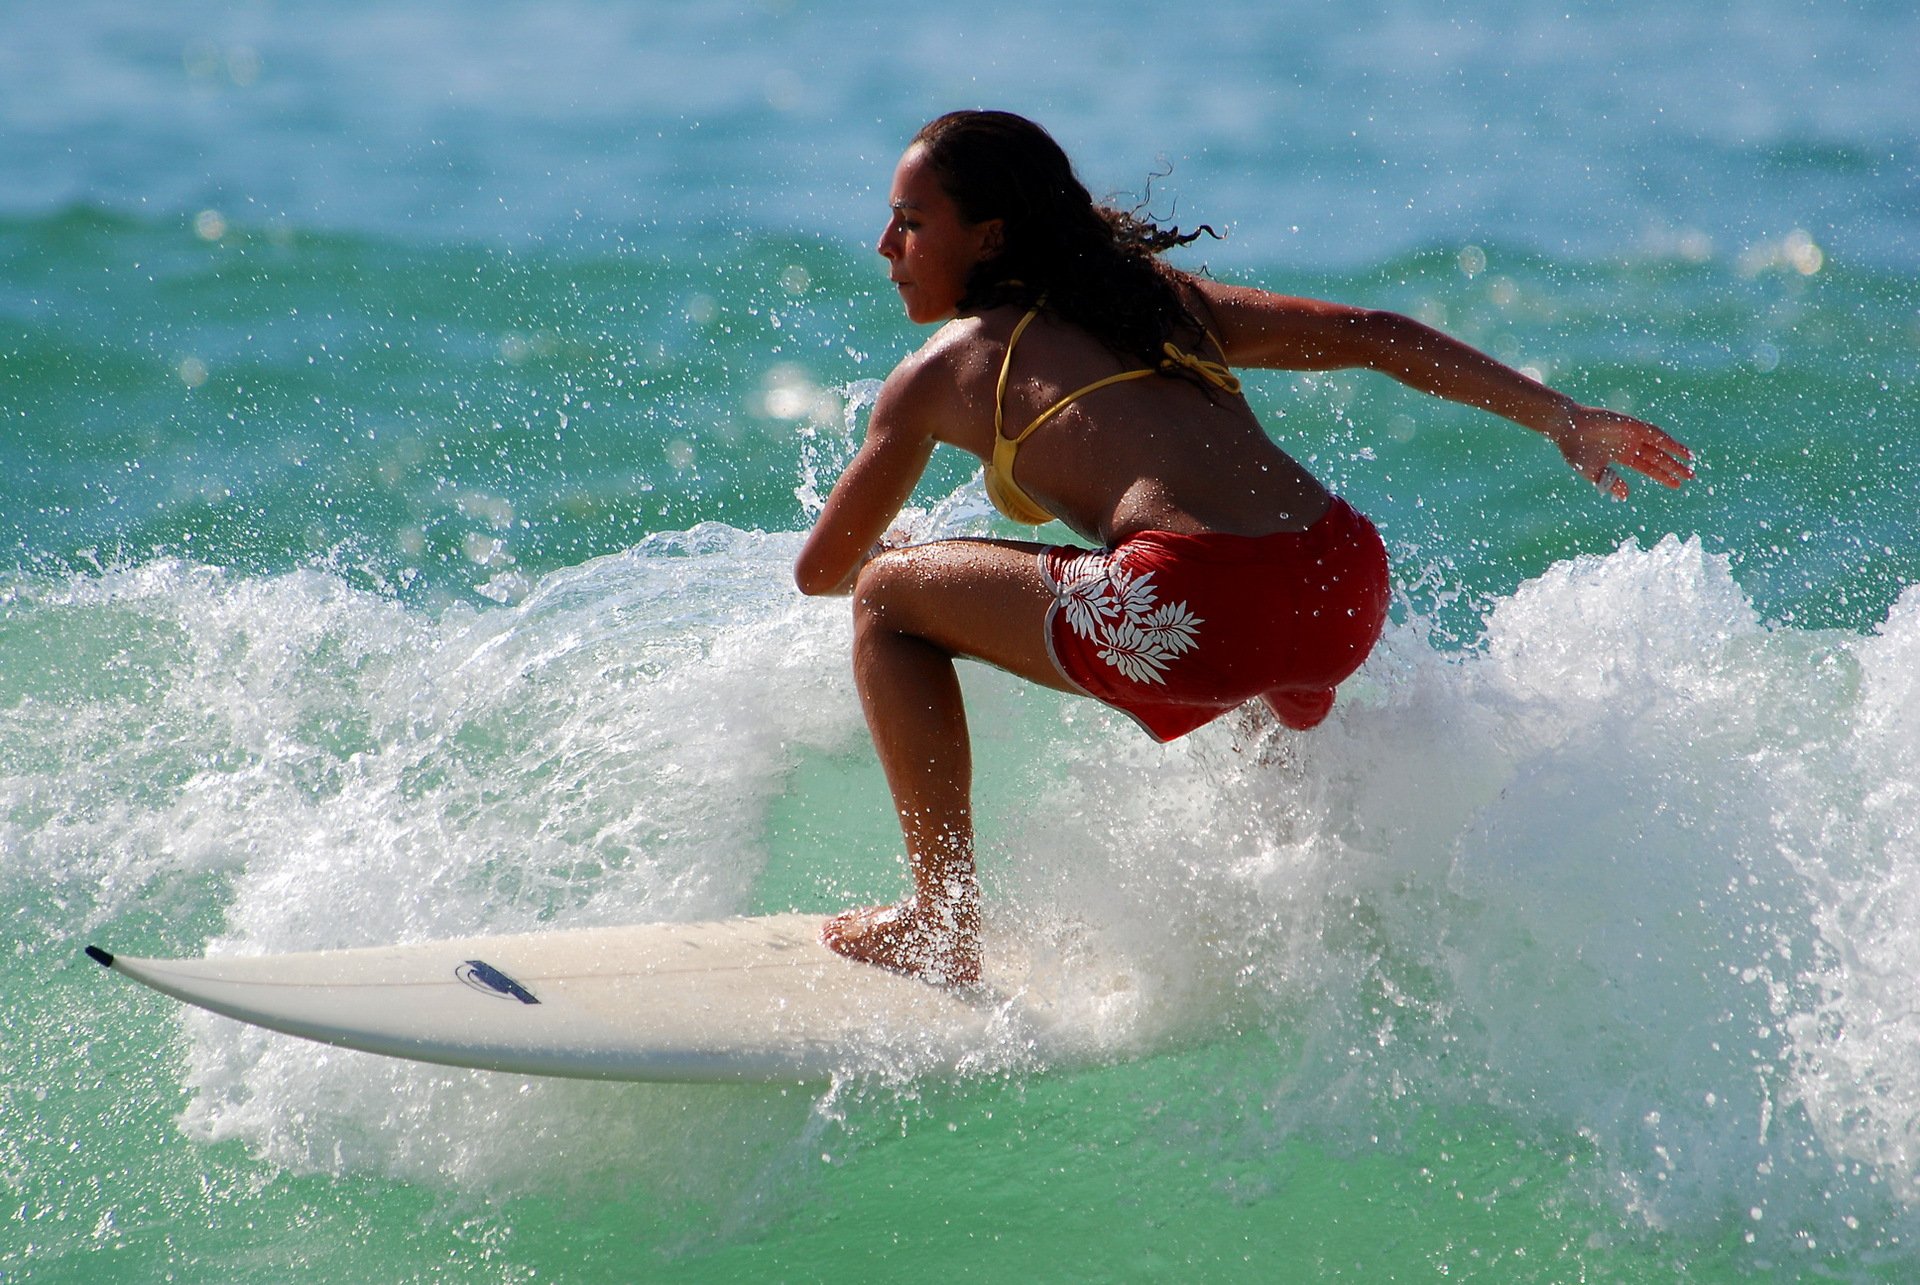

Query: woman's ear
[976,219,1006,260]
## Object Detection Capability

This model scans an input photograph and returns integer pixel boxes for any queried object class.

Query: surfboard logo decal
[456,959,540,1004]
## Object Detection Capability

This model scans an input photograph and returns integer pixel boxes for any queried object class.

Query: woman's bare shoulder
[920,307,1030,366]
[880,311,1020,404]
[866,312,1020,445]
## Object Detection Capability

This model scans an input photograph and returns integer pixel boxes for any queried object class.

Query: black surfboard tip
[85,945,115,968]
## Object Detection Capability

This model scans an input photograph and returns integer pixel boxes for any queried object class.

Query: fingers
[1594,452,1690,497]
[1631,434,1696,489]
[1594,414,1696,493]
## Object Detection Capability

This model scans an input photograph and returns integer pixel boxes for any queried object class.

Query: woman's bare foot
[821,898,981,987]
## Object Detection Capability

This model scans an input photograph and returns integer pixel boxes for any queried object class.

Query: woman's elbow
[794,559,848,597]
[794,562,830,596]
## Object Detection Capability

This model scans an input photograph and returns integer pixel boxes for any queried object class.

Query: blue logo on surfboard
[455,959,540,1004]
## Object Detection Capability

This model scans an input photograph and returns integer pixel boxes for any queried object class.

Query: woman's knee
[851,542,952,627]
[848,539,1057,676]
[850,547,902,624]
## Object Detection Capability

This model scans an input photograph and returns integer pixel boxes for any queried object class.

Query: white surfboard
[85,915,1056,1084]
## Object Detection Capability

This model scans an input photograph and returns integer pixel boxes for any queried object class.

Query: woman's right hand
[1547,405,1695,500]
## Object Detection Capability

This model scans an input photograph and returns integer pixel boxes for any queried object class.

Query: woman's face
[876,144,1002,324]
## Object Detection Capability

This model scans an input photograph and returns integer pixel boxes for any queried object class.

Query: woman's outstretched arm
[1192,279,1694,498]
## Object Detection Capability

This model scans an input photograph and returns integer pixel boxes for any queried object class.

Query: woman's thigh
[853,538,1079,694]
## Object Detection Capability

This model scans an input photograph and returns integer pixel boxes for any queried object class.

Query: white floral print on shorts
[1042,547,1204,685]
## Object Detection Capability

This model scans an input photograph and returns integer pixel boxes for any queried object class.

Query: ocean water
[5,0,1919,1280]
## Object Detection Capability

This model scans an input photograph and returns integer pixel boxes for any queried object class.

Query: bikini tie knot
[1159,343,1242,395]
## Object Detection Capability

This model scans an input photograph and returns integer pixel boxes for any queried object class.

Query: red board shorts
[1038,497,1389,742]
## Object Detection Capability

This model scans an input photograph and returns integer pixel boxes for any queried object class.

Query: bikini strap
[994,307,1044,436]
[996,308,1242,446]
[1009,369,1159,445]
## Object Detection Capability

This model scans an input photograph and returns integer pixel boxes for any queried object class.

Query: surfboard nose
[85,945,116,968]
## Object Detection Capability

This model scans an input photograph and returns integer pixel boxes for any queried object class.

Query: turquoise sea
[5,1,1919,1279]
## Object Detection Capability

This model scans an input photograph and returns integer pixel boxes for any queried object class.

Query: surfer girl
[795,110,1692,985]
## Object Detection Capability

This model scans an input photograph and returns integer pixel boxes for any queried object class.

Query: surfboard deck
[85,914,1044,1084]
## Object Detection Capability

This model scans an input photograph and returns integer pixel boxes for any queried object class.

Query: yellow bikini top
[988,306,1242,526]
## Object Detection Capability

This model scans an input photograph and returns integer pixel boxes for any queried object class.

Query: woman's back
[940,302,1332,544]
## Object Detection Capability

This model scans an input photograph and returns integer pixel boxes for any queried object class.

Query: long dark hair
[910,110,1220,379]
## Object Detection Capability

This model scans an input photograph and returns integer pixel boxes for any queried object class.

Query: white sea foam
[18,531,1920,1255]
[969,535,1920,1254]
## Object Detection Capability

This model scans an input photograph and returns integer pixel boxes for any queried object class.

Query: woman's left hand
[1548,405,1695,500]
